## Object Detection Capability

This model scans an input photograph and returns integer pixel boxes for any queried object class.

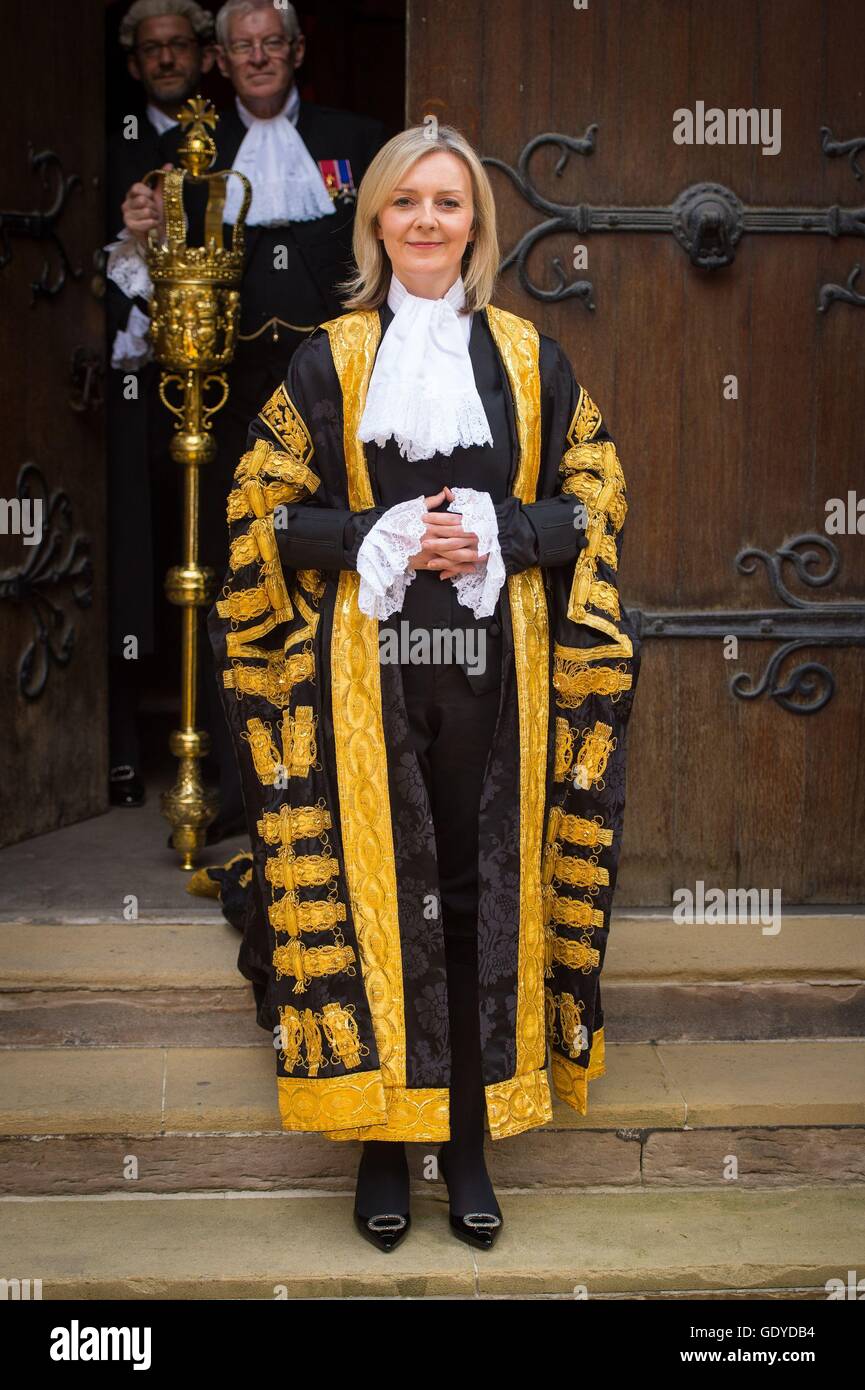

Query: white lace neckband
[356,272,493,461]
[222,84,334,227]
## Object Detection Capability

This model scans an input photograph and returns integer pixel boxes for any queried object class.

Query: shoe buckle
[463,1212,501,1231]
[366,1213,407,1233]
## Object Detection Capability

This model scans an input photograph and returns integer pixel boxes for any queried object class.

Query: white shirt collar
[387,272,472,344]
[146,103,178,136]
[235,83,300,130]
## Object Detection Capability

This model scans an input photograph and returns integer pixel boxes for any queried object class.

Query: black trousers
[398,655,501,1140]
[399,657,501,953]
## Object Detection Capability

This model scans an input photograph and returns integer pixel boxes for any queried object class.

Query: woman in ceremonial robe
[205,124,642,1252]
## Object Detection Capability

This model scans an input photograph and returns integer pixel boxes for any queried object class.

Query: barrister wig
[339,124,500,314]
[118,0,215,49]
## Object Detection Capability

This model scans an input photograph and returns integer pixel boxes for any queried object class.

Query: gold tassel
[575,720,617,789]
[320,1002,367,1069]
[558,992,588,1057]
[301,1008,324,1076]
[277,1005,304,1071]
[553,717,575,782]
[241,718,283,785]
[281,705,317,777]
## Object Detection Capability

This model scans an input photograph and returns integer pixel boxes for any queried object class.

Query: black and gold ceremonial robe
[205,303,642,1142]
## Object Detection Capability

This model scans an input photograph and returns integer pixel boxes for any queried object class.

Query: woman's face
[375,149,475,297]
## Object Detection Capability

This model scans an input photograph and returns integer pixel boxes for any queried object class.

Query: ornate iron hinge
[0,147,83,301]
[630,534,865,715]
[0,462,92,699]
[484,126,865,313]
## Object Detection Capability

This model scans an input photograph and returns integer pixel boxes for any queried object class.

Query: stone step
[1,1040,862,1195]
[0,1185,862,1298]
[1,912,862,1043]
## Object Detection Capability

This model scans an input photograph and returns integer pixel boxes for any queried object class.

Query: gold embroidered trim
[544,886,604,931]
[546,928,601,974]
[282,587,321,651]
[560,438,626,522]
[272,940,357,993]
[281,704,318,777]
[259,802,332,844]
[550,1027,606,1117]
[486,304,548,1086]
[257,383,316,466]
[553,647,632,709]
[323,310,408,1101]
[222,651,314,706]
[554,715,574,782]
[567,386,603,445]
[278,1005,327,1075]
[320,1002,368,1069]
[545,987,587,1058]
[277,1070,389,1132]
[561,461,627,534]
[597,532,619,569]
[566,571,631,642]
[554,640,632,665]
[227,478,303,523]
[229,514,281,571]
[242,718,283,785]
[546,804,613,850]
[225,605,294,655]
[543,844,609,891]
[297,569,326,602]
[235,436,318,490]
[560,408,631,640]
[319,1066,553,1142]
[265,847,339,891]
[576,720,617,789]
[216,587,270,622]
[269,894,347,937]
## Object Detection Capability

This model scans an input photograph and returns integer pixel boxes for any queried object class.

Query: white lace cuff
[446,486,506,619]
[105,228,153,302]
[110,304,152,370]
[356,495,428,619]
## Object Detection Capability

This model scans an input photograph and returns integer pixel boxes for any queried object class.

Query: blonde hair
[340,124,499,313]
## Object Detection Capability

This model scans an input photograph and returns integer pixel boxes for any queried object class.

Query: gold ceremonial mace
[143,96,251,868]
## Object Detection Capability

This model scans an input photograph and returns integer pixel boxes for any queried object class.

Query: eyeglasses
[136,37,198,59]
[226,36,293,58]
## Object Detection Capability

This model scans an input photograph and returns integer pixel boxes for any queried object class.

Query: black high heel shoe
[352,1149,411,1253]
[438,1143,503,1250]
[352,1204,411,1253]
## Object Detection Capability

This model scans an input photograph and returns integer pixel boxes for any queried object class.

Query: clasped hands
[407,486,485,580]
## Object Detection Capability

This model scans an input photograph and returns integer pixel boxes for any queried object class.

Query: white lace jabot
[355,274,506,620]
[357,273,493,463]
[223,86,336,226]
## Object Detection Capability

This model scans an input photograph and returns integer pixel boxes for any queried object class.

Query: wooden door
[407,0,865,903]
[0,0,107,845]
